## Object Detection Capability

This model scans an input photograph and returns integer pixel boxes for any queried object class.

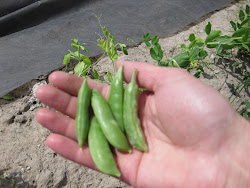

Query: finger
[49,71,109,97]
[115,60,187,92]
[36,108,76,141]
[46,134,140,184]
[46,134,97,170]
[36,84,77,118]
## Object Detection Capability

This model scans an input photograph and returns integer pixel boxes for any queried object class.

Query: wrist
[222,114,250,187]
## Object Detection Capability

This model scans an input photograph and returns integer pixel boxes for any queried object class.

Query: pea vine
[63,14,128,83]
[143,5,249,120]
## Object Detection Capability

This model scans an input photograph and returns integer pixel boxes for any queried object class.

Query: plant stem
[112,60,116,76]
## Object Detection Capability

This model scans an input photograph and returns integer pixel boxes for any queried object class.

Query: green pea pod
[124,69,148,152]
[91,89,131,152]
[108,65,124,132]
[75,79,91,147]
[88,117,121,177]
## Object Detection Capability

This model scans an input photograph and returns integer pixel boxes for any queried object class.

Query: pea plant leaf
[74,62,87,77]
[246,5,249,15]
[189,47,200,61]
[150,43,163,61]
[106,71,113,83]
[205,30,222,44]
[143,33,151,40]
[63,54,71,64]
[151,36,160,45]
[117,43,128,55]
[239,9,245,22]
[94,69,99,79]
[189,33,195,42]
[144,40,151,47]
[2,94,15,100]
[230,21,237,31]
[246,101,250,109]
[232,27,250,37]
[205,22,212,35]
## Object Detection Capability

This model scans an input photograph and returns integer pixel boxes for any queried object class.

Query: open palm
[36,60,240,188]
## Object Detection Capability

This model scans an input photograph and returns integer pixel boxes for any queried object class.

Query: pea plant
[143,5,249,74]
[63,15,128,83]
[143,32,209,78]
[143,5,249,119]
[205,4,249,57]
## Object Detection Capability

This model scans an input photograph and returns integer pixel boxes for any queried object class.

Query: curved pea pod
[88,117,121,177]
[124,69,148,152]
[108,65,124,132]
[91,89,131,152]
[75,79,91,147]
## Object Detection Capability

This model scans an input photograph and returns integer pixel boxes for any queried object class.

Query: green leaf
[150,43,163,61]
[245,101,250,109]
[2,94,15,100]
[216,44,223,54]
[80,43,88,52]
[205,30,222,44]
[243,30,249,42]
[71,43,80,51]
[246,5,250,15]
[81,56,92,66]
[174,52,190,68]
[194,71,201,78]
[121,46,128,55]
[181,44,186,48]
[63,54,71,64]
[108,34,115,47]
[237,22,242,29]
[151,36,159,45]
[189,33,196,42]
[189,47,200,61]
[150,48,158,61]
[94,69,99,79]
[104,29,109,36]
[143,33,151,40]
[232,27,250,37]
[195,38,205,48]
[230,21,237,31]
[144,40,151,47]
[74,62,87,77]
[106,71,113,83]
[205,22,212,35]
[240,17,250,27]
[188,40,196,49]
[199,49,208,59]
[117,43,128,55]
[158,61,169,66]
[239,10,245,22]
[72,38,79,44]
[242,43,250,52]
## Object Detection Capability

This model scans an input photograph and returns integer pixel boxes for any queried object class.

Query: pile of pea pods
[75,65,148,177]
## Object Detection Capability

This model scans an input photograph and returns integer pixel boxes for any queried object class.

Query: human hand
[36,60,250,188]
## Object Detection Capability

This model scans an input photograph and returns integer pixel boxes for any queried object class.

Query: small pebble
[214,70,221,74]
[211,53,216,59]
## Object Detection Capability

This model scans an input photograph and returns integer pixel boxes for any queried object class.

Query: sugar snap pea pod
[108,65,124,132]
[124,69,148,152]
[75,79,91,147]
[89,117,121,177]
[91,89,131,152]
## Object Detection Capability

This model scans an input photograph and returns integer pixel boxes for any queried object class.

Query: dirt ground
[0,1,249,187]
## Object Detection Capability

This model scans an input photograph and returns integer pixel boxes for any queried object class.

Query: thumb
[115,60,185,92]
